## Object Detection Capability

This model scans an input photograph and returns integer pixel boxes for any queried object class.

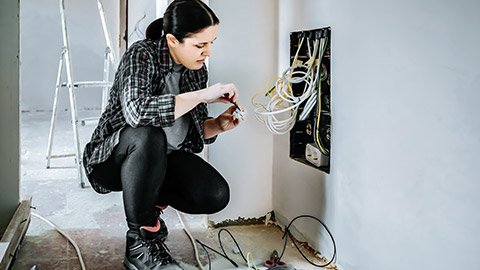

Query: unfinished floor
[13,111,333,270]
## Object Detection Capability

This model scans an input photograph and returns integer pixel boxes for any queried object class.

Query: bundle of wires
[312,37,330,156]
[300,37,328,124]
[252,36,328,135]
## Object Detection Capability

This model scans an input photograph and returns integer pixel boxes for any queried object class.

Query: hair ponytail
[146,0,219,42]
[145,17,164,40]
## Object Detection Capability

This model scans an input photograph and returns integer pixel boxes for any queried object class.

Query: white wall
[207,0,277,222]
[273,0,480,269]
[0,0,20,233]
[20,0,119,111]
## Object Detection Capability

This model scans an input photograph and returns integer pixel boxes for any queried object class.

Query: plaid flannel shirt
[83,37,216,194]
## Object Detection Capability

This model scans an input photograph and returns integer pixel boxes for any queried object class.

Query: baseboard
[0,198,32,270]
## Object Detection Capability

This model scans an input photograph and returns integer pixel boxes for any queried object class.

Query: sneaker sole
[123,256,139,270]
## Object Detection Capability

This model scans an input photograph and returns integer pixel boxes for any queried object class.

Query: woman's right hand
[199,83,238,104]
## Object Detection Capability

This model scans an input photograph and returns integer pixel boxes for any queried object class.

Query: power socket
[305,143,327,167]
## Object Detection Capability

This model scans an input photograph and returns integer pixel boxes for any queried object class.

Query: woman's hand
[204,104,246,139]
[175,83,237,119]
[215,105,247,132]
[199,83,238,104]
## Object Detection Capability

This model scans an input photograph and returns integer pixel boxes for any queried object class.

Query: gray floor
[14,110,332,270]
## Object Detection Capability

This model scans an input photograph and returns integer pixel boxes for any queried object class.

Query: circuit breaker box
[289,27,331,173]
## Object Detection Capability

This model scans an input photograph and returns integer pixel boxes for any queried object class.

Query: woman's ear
[166,34,179,47]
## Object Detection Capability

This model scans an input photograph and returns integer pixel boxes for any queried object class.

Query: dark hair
[146,0,219,41]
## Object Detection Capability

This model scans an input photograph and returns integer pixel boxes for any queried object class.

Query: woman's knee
[204,179,230,213]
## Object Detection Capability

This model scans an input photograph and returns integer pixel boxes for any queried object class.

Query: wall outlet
[305,143,327,167]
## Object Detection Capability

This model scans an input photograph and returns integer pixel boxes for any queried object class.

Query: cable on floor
[278,215,336,268]
[195,227,245,270]
[175,210,205,270]
[31,212,87,270]
[246,252,259,270]
[195,215,336,270]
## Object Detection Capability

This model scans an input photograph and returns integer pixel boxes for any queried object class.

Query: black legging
[88,126,230,230]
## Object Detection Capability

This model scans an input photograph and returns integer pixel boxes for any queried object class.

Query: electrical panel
[289,27,331,173]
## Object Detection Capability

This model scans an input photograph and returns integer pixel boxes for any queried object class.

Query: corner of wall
[0,0,21,234]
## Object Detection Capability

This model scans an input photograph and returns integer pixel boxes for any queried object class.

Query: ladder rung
[49,153,76,159]
[60,81,113,88]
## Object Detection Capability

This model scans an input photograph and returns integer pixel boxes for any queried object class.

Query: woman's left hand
[215,105,247,132]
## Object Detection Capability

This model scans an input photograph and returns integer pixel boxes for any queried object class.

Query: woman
[82,1,244,269]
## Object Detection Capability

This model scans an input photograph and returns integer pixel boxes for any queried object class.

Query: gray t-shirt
[162,62,191,153]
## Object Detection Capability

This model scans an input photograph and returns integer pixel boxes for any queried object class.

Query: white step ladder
[46,0,117,188]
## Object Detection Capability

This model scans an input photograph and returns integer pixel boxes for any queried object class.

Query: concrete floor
[14,110,334,270]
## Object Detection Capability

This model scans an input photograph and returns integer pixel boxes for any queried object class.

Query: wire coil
[252,37,328,135]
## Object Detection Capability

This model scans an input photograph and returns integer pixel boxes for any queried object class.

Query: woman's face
[167,25,218,70]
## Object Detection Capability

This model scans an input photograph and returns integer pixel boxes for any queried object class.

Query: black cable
[195,239,239,269]
[196,215,336,269]
[218,228,248,264]
[196,228,252,270]
[277,215,336,268]
[197,241,212,270]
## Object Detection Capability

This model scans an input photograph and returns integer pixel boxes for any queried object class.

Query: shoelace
[143,238,173,264]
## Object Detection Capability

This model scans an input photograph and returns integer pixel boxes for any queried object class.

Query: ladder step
[60,81,113,88]
[48,153,76,159]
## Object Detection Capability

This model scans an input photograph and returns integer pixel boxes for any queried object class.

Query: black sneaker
[124,226,182,270]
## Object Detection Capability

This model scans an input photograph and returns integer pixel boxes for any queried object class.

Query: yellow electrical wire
[315,60,329,156]
[251,76,282,108]
[253,36,323,135]
[246,252,259,270]
[252,37,309,111]
[266,77,281,97]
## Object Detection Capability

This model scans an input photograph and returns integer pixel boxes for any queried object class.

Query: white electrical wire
[175,210,205,270]
[31,212,87,270]
[253,37,324,135]
[32,210,206,270]
[299,37,328,121]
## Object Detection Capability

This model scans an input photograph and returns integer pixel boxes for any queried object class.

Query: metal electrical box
[289,27,331,173]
